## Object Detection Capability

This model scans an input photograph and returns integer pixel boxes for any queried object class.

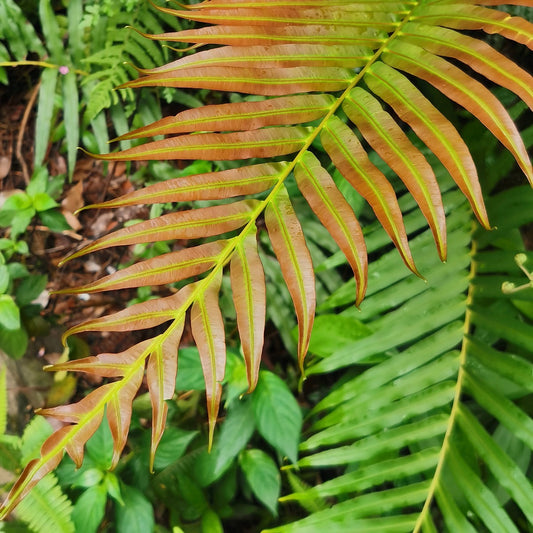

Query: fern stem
[413,222,478,532]
[0,60,89,76]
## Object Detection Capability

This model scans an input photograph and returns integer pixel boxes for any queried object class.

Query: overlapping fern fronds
[270,181,533,531]
[1,0,532,520]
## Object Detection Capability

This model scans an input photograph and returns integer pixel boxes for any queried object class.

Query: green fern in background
[271,122,533,530]
[0,371,74,533]
[80,0,183,130]
[0,0,185,176]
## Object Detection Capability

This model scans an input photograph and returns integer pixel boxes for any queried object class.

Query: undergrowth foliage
[1,0,532,526]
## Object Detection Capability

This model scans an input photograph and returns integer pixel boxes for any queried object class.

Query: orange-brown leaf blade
[343,87,447,260]
[117,95,334,140]
[140,44,370,74]
[57,241,228,294]
[383,41,533,183]
[0,426,71,517]
[190,271,225,449]
[38,386,112,467]
[120,66,352,96]
[60,201,258,263]
[230,229,266,392]
[107,365,144,469]
[81,163,285,210]
[134,24,386,47]
[147,325,184,470]
[295,151,368,306]
[61,285,194,343]
[365,61,490,228]
[411,4,533,49]
[89,127,310,161]
[45,340,152,377]
[322,115,419,276]
[265,184,315,372]
[400,23,533,112]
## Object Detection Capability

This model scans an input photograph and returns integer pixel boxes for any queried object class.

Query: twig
[16,82,40,185]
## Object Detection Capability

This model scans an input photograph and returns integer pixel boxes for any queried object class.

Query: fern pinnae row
[412,224,478,533]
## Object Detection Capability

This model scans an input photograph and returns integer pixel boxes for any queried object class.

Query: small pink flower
[59,65,69,75]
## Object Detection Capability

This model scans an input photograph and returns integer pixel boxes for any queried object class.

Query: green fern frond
[0,0,45,60]
[271,180,533,531]
[14,474,74,533]
[82,1,183,123]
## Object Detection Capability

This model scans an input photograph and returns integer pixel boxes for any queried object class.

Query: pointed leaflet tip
[230,229,266,393]
[322,116,420,277]
[191,271,225,450]
[295,151,367,307]
[265,184,316,372]
[147,324,185,471]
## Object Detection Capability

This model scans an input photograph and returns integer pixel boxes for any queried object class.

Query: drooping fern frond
[268,180,533,531]
[1,0,532,519]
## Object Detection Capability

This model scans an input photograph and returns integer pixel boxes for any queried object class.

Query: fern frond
[82,0,182,123]
[269,184,533,531]
[0,0,45,62]
[14,474,74,533]
[1,0,532,520]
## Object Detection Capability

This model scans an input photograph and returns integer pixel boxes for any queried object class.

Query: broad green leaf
[213,396,255,477]
[252,370,302,464]
[152,426,198,471]
[71,484,106,533]
[240,448,281,515]
[0,366,6,435]
[456,405,533,523]
[38,0,64,61]
[115,484,154,533]
[0,295,20,330]
[307,314,371,358]
[446,443,518,532]
[282,448,439,502]
[15,275,47,307]
[0,326,28,359]
[61,71,80,180]
[299,415,449,466]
